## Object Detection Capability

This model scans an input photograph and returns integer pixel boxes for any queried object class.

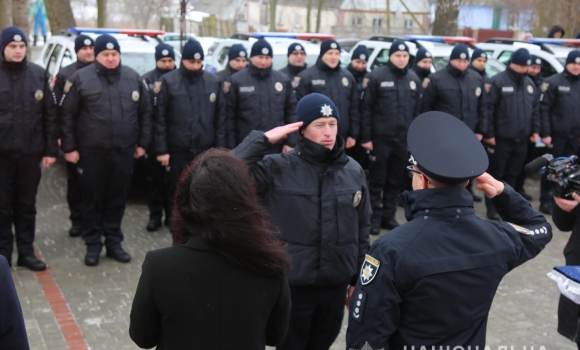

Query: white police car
[36,28,181,77]
[205,32,350,73]
[350,35,506,78]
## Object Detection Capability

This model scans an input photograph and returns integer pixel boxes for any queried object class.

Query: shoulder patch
[362,77,369,89]
[360,254,380,285]
[422,77,430,89]
[153,81,162,94]
[292,76,301,88]
[485,83,492,93]
[508,223,532,235]
[541,82,550,92]
[64,80,73,93]
[223,81,231,94]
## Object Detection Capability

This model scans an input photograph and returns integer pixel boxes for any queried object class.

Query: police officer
[420,44,487,202]
[360,40,421,234]
[515,54,544,201]
[412,47,432,89]
[216,43,247,83]
[141,43,175,232]
[0,26,58,271]
[483,48,539,220]
[280,42,308,80]
[296,39,360,149]
[232,93,371,350]
[53,34,95,237]
[346,112,552,349]
[539,50,580,215]
[154,39,226,233]
[60,34,152,266]
[226,39,297,153]
[470,48,490,87]
[346,45,370,169]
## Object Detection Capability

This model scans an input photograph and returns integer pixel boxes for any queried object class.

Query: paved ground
[5,158,577,350]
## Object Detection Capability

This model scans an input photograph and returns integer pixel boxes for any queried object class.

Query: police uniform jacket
[296,59,360,140]
[54,60,91,102]
[216,64,239,83]
[539,70,580,139]
[469,64,491,85]
[232,131,371,287]
[0,58,58,157]
[153,65,226,155]
[130,236,291,349]
[142,67,173,102]
[346,185,551,349]
[226,65,297,149]
[485,67,540,140]
[346,63,367,99]
[420,64,487,135]
[279,63,307,80]
[0,256,29,350]
[60,62,153,154]
[360,62,421,143]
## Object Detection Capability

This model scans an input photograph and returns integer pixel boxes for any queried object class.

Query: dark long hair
[172,148,292,277]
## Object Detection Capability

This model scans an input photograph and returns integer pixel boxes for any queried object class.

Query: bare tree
[122,0,169,29]
[12,0,29,35]
[432,0,459,36]
[269,0,277,32]
[315,0,324,33]
[0,0,12,29]
[306,0,312,32]
[44,0,76,33]
[97,0,106,27]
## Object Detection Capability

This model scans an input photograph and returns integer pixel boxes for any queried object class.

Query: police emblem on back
[360,255,380,285]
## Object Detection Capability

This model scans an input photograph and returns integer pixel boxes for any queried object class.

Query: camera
[525,154,580,198]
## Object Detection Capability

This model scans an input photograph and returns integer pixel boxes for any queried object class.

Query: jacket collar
[468,64,486,78]
[347,63,366,80]
[387,60,408,76]
[76,60,92,70]
[564,69,580,81]
[400,187,475,222]
[285,63,307,77]
[316,57,341,72]
[506,66,524,82]
[180,64,204,82]
[248,63,272,78]
[181,235,214,251]
[413,66,430,81]
[295,134,348,166]
[446,63,465,77]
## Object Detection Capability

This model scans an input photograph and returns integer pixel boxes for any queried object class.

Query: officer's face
[156,57,175,70]
[471,57,487,71]
[527,64,541,77]
[96,50,120,69]
[416,58,432,70]
[554,31,563,39]
[510,63,528,74]
[302,117,337,150]
[250,55,272,69]
[567,62,580,76]
[321,49,341,69]
[182,59,203,71]
[288,50,306,67]
[3,42,26,62]
[390,51,410,69]
[351,59,367,72]
[77,46,95,64]
[450,59,469,72]
[229,57,247,71]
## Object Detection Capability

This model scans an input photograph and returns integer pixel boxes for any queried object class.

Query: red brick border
[33,245,88,350]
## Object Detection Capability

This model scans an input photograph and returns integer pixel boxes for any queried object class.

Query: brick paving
[5,158,578,350]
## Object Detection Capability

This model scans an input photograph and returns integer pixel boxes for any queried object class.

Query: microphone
[525,154,554,175]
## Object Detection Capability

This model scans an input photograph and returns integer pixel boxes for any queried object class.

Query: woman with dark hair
[548,25,565,38]
[129,148,292,349]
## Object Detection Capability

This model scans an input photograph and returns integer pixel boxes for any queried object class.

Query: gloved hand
[558,278,580,305]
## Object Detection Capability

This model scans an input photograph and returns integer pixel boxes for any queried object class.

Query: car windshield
[485,59,506,78]
[433,56,449,71]
[121,52,158,76]
[557,57,567,66]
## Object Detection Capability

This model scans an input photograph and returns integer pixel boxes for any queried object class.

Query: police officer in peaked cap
[346,111,551,349]
[54,34,95,238]
[141,43,176,232]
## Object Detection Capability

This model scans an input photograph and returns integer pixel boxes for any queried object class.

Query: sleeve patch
[63,80,73,93]
[541,82,549,92]
[360,254,380,285]
[508,222,549,237]
[422,77,430,89]
[350,288,367,323]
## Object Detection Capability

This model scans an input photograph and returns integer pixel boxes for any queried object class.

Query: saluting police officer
[412,47,432,95]
[420,44,487,202]
[53,34,95,238]
[483,48,539,220]
[538,50,580,215]
[226,39,297,153]
[60,34,152,266]
[346,112,552,349]
[0,26,58,271]
[296,39,360,149]
[216,43,247,83]
[280,42,308,81]
[232,93,371,350]
[360,40,421,234]
[154,39,226,233]
[141,43,175,232]
[515,54,544,201]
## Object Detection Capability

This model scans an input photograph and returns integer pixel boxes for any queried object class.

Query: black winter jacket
[142,66,173,104]
[232,131,371,287]
[420,64,487,134]
[60,62,153,154]
[226,65,297,148]
[0,58,58,157]
[55,60,91,103]
[216,64,241,83]
[296,59,360,140]
[539,70,580,138]
[486,67,540,140]
[360,62,421,143]
[153,65,226,155]
[280,63,307,79]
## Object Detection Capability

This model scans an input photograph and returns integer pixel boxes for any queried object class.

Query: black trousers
[66,161,82,227]
[0,154,42,261]
[367,139,407,224]
[346,143,370,171]
[145,154,169,222]
[485,138,528,210]
[540,136,580,205]
[515,141,537,193]
[78,150,134,252]
[278,283,348,350]
[166,152,198,223]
